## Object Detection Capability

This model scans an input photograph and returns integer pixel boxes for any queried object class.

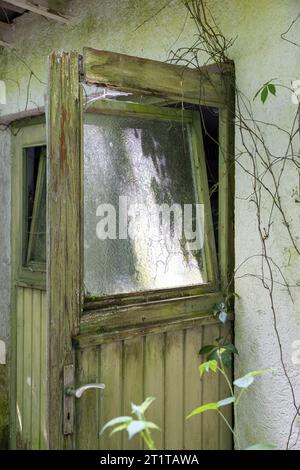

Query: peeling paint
[0,0,300,450]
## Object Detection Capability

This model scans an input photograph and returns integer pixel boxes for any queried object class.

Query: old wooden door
[47,49,234,449]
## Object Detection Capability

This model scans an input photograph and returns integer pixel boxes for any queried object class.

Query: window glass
[24,146,46,265]
[84,110,206,296]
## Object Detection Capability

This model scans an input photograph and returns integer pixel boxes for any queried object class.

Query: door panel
[14,286,47,449]
[75,322,231,450]
[47,49,234,450]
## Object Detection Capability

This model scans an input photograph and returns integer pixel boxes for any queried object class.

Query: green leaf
[217,347,226,357]
[131,397,156,416]
[199,345,217,355]
[143,421,160,431]
[234,373,254,389]
[268,84,276,96]
[221,352,232,368]
[249,369,274,377]
[186,402,219,419]
[109,423,129,437]
[261,86,268,103]
[234,369,273,389]
[224,343,239,355]
[127,420,146,439]
[100,416,132,435]
[217,397,235,407]
[245,443,276,450]
[198,360,218,377]
[219,311,227,323]
[207,349,219,362]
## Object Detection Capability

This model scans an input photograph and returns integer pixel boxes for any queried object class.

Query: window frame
[11,118,46,290]
[78,49,235,314]
[83,99,219,307]
[25,147,46,268]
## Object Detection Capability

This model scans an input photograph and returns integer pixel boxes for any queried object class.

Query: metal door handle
[65,383,105,398]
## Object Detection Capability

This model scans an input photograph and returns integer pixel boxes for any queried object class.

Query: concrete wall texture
[0,0,300,449]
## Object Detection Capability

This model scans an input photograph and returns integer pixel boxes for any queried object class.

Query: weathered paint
[76,322,232,450]
[0,128,10,448]
[13,287,47,450]
[0,0,299,450]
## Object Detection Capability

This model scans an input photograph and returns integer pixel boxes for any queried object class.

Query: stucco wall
[0,0,300,450]
[0,128,10,448]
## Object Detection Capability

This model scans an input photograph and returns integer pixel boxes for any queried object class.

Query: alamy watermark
[95,196,205,251]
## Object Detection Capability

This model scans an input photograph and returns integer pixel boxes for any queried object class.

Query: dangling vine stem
[167,0,300,450]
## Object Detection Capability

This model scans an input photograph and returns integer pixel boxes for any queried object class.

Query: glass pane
[25,146,46,265]
[84,109,205,296]
[25,147,40,250]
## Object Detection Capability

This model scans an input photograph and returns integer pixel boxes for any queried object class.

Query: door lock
[64,364,106,435]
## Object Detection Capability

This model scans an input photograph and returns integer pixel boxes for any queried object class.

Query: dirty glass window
[24,146,46,266]
[84,107,208,297]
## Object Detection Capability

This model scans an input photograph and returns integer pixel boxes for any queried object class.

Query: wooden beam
[47,51,82,449]
[83,48,234,107]
[3,1,71,24]
[0,107,45,126]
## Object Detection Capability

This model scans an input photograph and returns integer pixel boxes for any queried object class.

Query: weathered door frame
[47,49,235,449]
[10,119,47,449]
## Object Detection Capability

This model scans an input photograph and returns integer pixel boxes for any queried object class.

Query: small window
[24,145,46,267]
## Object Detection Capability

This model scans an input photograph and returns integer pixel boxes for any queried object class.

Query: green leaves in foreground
[234,369,274,389]
[198,360,218,376]
[254,81,277,104]
[199,336,238,368]
[100,397,159,449]
[186,397,235,420]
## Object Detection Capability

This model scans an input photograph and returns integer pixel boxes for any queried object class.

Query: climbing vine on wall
[1,0,300,450]
[167,0,300,450]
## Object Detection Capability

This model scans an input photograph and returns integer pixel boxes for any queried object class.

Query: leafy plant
[187,353,275,450]
[254,80,277,103]
[199,292,239,368]
[199,336,238,368]
[211,292,239,324]
[100,397,159,450]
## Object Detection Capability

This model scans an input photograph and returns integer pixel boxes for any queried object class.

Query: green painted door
[47,49,234,450]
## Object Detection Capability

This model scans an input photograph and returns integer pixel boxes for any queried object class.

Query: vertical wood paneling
[75,322,232,451]
[31,290,41,449]
[184,327,203,449]
[123,337,144,450]
[23,288,33,448]
[99,342,123,450]
[15,287,47,449]
[76,347,100,449]
[16,288,24,446]
[219,323,233,450]
[165,331,184,449]
[144,334,164,450]
[202,323,220,449]
[40,291,48,449]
